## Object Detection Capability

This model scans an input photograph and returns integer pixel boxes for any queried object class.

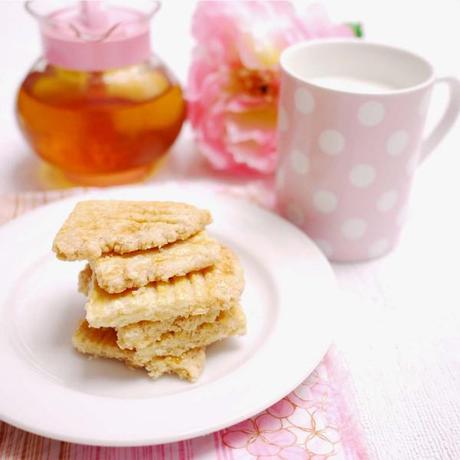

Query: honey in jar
[16,1,185,185]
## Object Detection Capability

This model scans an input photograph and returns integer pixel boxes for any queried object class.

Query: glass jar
[16,1,185,186]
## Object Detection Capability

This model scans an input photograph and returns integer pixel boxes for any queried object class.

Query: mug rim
[280,38,435,96]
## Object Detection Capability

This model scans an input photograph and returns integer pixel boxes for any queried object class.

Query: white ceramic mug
[276,39,460,262]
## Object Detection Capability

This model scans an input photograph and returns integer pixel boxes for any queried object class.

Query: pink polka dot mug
[276,39,460,262]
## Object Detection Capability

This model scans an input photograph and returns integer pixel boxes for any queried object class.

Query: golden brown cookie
[53,200,212,261]
[72,320,206,382]
[116,309,222,348]
[83,246,244,328]
[90,232,221,294]
[119,304,246,364]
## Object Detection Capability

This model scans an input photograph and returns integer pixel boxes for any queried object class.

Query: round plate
[0,183,336,446]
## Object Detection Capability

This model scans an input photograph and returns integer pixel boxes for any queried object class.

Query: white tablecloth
[1,1,460,458]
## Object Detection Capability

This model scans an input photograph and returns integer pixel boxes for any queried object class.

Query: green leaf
[347,22,364,38]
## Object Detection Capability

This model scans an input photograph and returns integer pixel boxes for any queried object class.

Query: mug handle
[420,77,460,163]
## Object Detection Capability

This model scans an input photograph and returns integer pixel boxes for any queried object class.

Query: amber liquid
[17,64,186,185]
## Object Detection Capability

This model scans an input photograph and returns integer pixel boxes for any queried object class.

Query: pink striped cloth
[0,190,368,460]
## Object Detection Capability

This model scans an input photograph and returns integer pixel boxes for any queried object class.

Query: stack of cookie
[53,200,246,382]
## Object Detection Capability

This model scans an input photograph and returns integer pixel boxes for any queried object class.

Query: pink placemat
[0,190,368,460]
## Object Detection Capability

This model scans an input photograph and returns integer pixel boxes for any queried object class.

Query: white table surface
[2,1,460,458]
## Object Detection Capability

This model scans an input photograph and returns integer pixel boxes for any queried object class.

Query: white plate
[0,183,336,446]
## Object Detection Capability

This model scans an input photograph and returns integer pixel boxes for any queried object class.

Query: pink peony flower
[187,1,355,175]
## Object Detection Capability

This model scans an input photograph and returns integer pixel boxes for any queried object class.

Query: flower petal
[247,437,280,456]
[222,430,252,449]
[226,95,270,112]
[286,426,311,442]
[267,399,295,418]
[255,413,282,432]
[293,384,315,402]
[318,426,341,444]
[228,419,256,433]
[287,409,314,430]
[280,445,309,460]
[305,434,335,456]
[228,141,275,172]
[310,410,328,432]
[287,393,316,410]
[262,429,297,447]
